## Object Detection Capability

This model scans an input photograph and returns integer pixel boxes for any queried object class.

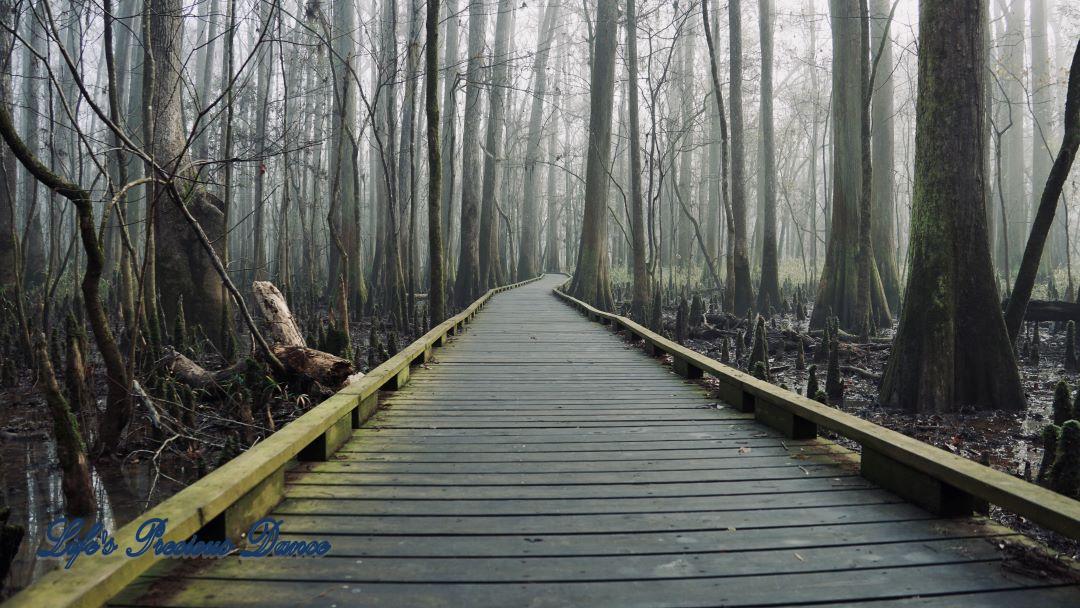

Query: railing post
[754,398,816,439]
[386,365,410,390]
[352,393,378,428]
[201,464,286,544]
[860,447,979,516]
[673,356,703,379]
[298,400,355,461]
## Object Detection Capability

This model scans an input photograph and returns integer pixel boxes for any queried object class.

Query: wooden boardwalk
[112,274,1078,607]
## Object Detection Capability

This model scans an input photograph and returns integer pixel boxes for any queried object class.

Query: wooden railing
[6,276,542,608]
[554,288,1080,540]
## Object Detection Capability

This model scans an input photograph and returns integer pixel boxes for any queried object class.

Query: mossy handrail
[553,287,1080,541]
[6,275,542,608]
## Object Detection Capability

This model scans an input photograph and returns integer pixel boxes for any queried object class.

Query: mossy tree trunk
[0,0,16,290]
[517,0,560,281]
[755,0,781,313]
[568,0,617,309]
[627,0,650,321]
[870,0,901,311]
[478,0,515,290]
[880,0,1025,413]
[35,335,96,515]
[454,0,486,307]
[426,0,446,324]
[543,59,564,274]
[727,0,754,316]
[811,0,890,332]
[149,0,228,343]
[0,91,134,454]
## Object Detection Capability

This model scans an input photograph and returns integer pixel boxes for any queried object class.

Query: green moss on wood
[806,364,819,399]
[1049,420,1080,497]
[1053,380,1074,426]
[1038,423,1061,485]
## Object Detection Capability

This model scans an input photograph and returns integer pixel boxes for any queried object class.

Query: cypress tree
[1053,380,1074,426]
[367,323,380,368]
[752,361,768,380]
[749,315,769,379]
[806,364,819,398]
[173,296,188,352]
[676,298,689,343]
[1037,423,1061,485]
[1049,420,1080,497]
[690,294,704,327]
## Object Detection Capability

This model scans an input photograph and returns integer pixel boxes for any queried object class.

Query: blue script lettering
[239,518,331,557]
[126,518,236,558]
[37,518,118,569]
[125,517,168,557]
[38,516,326,566]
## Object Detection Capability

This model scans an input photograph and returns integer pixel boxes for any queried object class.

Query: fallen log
[271,345,355,388]
[841,365,882,381]
[165,281,360,393]
[163,348,248,391]
[1009,299,1080,323]
[253,281,306,347]
[255,281,358,389]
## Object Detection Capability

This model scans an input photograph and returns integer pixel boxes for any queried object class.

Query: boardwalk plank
[109,275,1077,607]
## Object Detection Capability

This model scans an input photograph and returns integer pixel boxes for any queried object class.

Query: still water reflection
[1,430,188,597]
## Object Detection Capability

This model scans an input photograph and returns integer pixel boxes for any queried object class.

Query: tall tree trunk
[1030,0,1059,270]
[728,0,754,315]
[870,0,901,311]
[675,26,695,272]
[808,0,820,280]
[568,0,617,309]
[0,0,16,289]
[149,0,228,342]
[810,0,889,332]
[426,0,446,323]
[517,0,561,280]
[544,50,565,274]
[454,0,486,307]
[478,0,516,289]
[439,0,461,276]
[34,335,96,515]
[252,1,275,283]
[704,0,721,281]
[756,0,781,312]
[627,0,649,320]
[999,0,1026,277]
[400,0,422,326]
[326,0,359,334]
[20,12,46,289]
[880,0,1024,413]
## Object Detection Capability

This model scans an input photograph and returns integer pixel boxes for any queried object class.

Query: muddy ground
[0,311,422,597]
[635,296,1080,562]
